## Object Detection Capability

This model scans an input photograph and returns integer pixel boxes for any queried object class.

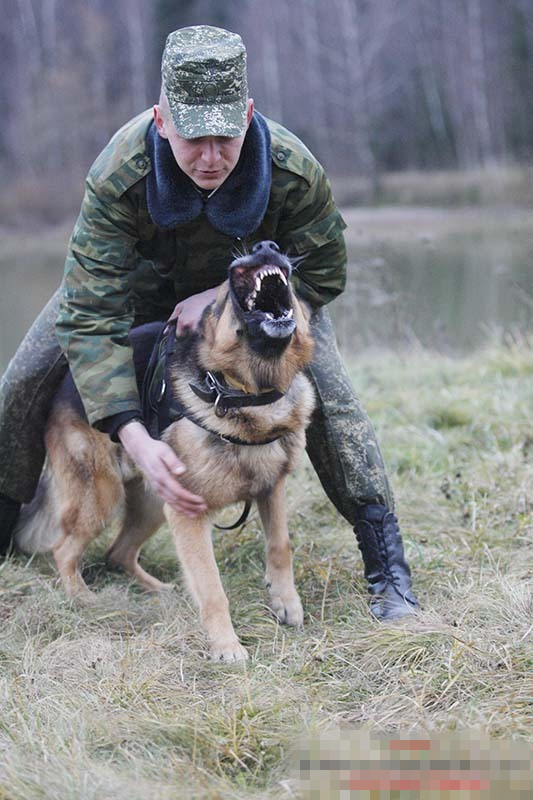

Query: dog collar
[189,371,284,418]
[141,323,286,445]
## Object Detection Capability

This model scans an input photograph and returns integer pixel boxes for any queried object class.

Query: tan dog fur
[19,277,315,662]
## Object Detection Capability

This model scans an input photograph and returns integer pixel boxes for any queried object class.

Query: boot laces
[375,513,401,587]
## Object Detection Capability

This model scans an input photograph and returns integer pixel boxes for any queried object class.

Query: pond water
[333,206,533,354]
[1,206,532,370]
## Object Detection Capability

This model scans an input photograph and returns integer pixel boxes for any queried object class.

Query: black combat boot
[354,504,419,620]
[0,493,21,557]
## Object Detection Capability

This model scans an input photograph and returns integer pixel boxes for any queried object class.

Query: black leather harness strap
[142,321,285,444]
[189,372,283,417]
[214,500,252,531]
[140,321,285,529]
[141,322,172,439]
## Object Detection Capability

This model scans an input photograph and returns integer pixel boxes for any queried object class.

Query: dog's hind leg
[257,478,304,628]
[105,478,170,592]
[47,413,124,601]
[51,453,124,602]
[165,507,248,662]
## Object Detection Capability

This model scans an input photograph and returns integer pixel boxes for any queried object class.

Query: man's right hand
[118,420,208,517]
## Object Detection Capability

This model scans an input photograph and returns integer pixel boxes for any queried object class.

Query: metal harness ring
[214,393,227,417]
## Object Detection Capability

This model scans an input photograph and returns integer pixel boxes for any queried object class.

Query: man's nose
[199,139,221,164]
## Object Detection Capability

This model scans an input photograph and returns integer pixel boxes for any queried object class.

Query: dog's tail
[14,463,62,554]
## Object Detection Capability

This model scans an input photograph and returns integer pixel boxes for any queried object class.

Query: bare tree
[334,0,377,180]
[124,0,150,111]
[412,0,450,152]
[258,7,284,123]
[467,0,493,164]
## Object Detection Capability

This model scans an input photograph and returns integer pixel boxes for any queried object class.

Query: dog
[15,240,315,662]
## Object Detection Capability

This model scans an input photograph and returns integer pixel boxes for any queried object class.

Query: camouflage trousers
[0,291,393,522]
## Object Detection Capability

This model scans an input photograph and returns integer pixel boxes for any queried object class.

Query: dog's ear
[198,287,243,369]
[296,296,311,323]
[200,282,231,346]
[292,294,311,333]
[286,295,314,372]
[214,280,230,310]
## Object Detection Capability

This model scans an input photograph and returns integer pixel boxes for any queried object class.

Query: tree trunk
[334,0,377,184]
[467,0,493,164]
[126,0,149,111]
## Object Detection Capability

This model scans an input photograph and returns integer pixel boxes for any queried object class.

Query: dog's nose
[252,241,280,255]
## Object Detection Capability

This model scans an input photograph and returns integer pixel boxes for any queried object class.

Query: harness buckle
[205,371,217,391]
[205,371,228,417]
[214,393,228,418]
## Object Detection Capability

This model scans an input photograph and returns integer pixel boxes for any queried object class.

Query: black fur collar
[145,112,272,237]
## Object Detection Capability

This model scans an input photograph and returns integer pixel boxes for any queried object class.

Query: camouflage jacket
[56,109,347,427]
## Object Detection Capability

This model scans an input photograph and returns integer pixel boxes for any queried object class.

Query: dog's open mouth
[228,243,296,349]
[230,262,292,320]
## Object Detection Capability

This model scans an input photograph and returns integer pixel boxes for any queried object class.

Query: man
[0,26,418,619]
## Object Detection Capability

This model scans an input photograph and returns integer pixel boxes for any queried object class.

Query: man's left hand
[168,286,220,335]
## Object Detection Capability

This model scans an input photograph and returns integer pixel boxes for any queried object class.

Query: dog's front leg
[257,478,304,628]
[165,507,248,662]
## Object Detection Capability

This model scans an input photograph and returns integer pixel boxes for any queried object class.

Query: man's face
[154,99,254,190]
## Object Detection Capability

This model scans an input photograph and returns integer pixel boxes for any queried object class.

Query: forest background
[3,0,533,223]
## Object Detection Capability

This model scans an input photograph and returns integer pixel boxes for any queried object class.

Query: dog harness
[141,322,286,442]
[141,322,288,530]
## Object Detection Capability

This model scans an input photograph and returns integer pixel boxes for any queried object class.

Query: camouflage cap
[161,26,248,139]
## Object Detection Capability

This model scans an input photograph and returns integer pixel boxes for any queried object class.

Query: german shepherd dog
[16,241,315,662]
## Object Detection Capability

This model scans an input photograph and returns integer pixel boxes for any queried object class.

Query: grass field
[1,337,532,799]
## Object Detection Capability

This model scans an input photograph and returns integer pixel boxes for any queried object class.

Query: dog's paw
[269,590,304,628]
[210,638,249,663]
[70,587,98,607]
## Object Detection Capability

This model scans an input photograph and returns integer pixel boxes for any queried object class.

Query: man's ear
[246,98,254,129]
[153,105,168,139]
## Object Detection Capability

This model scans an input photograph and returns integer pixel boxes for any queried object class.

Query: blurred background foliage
[3,0,533,223]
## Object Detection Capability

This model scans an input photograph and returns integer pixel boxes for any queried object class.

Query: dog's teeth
[255,276,261,292]
[286,309,293,318]
[279,272,288,285]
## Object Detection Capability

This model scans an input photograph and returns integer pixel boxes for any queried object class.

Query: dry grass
[1,339,532,798]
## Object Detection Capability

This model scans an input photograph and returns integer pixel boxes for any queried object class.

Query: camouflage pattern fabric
[161,26,248,139]
[0,299,393,514]
[306,308,394,518]
[0,291,68,503]
[56,110,347,427]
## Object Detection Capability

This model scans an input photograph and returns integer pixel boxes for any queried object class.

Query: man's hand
[167,286,220,335]
[118,421,207,517]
